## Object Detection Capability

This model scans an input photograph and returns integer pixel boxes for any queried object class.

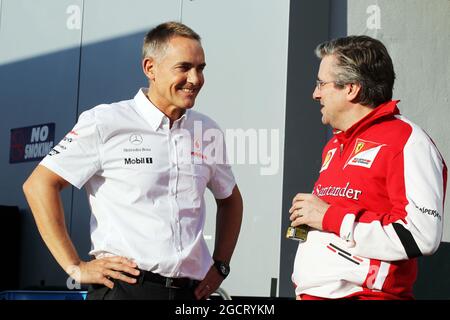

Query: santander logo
[314,182,362,200]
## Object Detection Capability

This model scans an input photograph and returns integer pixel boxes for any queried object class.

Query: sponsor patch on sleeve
[320,148,337,173]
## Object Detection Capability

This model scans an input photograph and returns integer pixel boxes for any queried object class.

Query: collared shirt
[41,88,236,280]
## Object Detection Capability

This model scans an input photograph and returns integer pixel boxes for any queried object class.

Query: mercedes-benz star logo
[129,133,143,145]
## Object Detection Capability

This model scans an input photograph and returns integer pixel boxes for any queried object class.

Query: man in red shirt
[290,35,447,299]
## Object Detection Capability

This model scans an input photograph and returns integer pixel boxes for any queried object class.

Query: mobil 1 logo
[124,157,153,165]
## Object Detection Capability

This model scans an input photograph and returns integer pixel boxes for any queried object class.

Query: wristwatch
[213,259,230,279]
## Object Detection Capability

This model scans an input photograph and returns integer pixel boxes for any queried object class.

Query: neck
[339,104,374,132]
[146,91,184,126]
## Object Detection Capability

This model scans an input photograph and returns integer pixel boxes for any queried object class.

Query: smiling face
[144,36,206,119]
[312,55,350,130]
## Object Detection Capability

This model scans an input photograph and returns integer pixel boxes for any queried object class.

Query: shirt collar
[335,100,400,143]
[133,88,188,131]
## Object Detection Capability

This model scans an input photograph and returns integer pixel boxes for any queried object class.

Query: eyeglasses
[315,80,336,90]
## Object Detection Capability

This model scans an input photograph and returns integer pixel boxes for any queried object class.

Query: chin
[183,100,196,109]
[181,103,195,110]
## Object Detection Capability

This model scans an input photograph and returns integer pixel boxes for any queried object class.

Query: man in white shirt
[23,21,243,300]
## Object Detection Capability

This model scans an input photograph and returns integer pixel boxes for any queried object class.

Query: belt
[139,270,200,289]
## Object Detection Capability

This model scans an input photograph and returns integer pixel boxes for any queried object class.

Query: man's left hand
[289,193,330,231]
[194,265,224,300]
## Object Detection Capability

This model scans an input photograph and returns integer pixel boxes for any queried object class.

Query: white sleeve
[208,163,236,200]
[40,110,102,189]
[205,127,236,199]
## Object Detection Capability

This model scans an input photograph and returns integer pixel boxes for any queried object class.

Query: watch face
[215,261,230,278]
[220,265,229,275]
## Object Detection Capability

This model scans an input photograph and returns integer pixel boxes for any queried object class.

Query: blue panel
[0,290,87,300]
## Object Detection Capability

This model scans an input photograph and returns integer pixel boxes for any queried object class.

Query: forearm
[23,172,80,274]
[323,203,443,261]
[213,186,243,263]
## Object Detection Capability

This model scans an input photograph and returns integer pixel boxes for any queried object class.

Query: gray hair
[315,35,395,107]
[142,21,201,60]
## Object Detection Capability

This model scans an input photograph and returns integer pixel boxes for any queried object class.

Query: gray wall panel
[0,0,2,31]
[0,0,83,288]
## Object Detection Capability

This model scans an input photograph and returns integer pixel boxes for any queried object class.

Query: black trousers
[87,279,198,300]
[86,270,200,300]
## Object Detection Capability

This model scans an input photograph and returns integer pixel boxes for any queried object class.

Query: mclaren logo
[124,157,152,165]
[129,133,143,145]
[344,138,385,169]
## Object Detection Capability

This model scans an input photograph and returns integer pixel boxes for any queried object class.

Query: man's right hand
[66,256,140,289]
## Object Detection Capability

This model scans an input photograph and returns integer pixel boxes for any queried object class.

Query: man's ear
[142,57,156,81]
[346,82,362,102]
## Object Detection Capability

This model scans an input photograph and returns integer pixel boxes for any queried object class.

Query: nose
[187,69,203,86]
[312,85,321,101]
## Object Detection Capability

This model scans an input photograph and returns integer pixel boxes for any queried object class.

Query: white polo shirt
[40,88,236,280]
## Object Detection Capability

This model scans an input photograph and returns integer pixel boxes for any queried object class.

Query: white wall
[181,0,290,297]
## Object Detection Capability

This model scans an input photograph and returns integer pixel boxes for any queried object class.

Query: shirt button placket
[171,134,182,255]
[172,138,178,197]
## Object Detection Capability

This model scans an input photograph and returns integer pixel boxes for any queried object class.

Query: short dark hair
[142,21,201,60]
[315,35,396,107]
